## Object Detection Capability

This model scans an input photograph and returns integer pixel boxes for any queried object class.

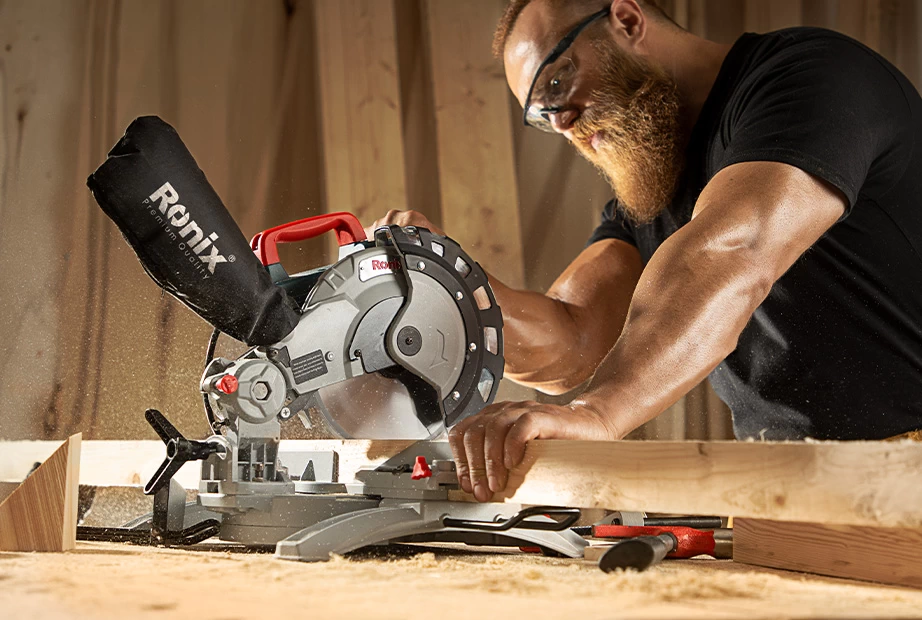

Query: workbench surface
[2,541,920,619]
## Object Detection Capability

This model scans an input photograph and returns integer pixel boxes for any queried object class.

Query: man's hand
[364,209,445,239]
[447,400,618,502]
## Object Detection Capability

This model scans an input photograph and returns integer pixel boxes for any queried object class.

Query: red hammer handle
[592,525,716,558]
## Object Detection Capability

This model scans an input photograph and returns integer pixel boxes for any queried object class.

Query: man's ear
[608,0,647,52]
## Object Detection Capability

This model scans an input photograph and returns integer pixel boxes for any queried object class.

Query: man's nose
[548,109,579,133]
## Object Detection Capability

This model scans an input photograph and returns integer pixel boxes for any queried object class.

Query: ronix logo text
[371,259,401,271]
[144,182,228,278]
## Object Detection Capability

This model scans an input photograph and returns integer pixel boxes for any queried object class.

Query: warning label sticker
[291,349,328,384]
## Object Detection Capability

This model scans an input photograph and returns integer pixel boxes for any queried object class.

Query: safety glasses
[522,7,611,132]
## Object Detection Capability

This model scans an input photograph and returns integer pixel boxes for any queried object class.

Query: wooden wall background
[0,0,919,441]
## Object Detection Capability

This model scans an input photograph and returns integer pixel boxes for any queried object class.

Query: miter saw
[84,116,587,561]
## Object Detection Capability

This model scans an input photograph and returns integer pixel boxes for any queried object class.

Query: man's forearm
[574,227,774,437]
[487,276,594,393]
[572,164,848,438]
[486,239,641,394]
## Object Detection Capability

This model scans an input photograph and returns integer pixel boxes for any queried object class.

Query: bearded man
[368,0,922,502]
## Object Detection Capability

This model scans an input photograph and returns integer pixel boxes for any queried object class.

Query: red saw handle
[592,525,716,558]
[251,211,367,266]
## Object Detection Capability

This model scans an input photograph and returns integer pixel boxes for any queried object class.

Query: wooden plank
[5,438,922,530]
[685,0,709,36]
[496,440,922,528]
[836,0,882,51]
[0,0,96,441]
[424,0,526,289]
[703,0,746,44]
[0,439,414,490]
[0,439,200,489]
[232,0,328,273]
[877,0,919,90]
[512,123,612,295]
[634,398,687,440]
[734,518,922,588]
[87,1,323,440]
[659,0,690,28]
[424,0,534,404]
[0,434,80,552]
[744,0,802,32]
[0,1,328,442]
[394,0,442,225]
[863,0,884,52]
[0,482,18,505]
[801,0,837,27]
[683,382,733,440]
[313,0,408,231]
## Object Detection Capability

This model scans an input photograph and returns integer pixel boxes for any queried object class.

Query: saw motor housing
[201,214,504,446]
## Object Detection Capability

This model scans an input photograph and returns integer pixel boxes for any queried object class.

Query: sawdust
[602,566,770,601]
[2,542,922,620]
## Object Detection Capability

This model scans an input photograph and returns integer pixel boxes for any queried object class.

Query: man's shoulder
[748,26,868,51]
[720,25,905,120]
[759,26,861,43]
[737,27,884,74]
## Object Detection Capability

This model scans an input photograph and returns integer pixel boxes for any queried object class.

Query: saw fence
[2,437,921,588]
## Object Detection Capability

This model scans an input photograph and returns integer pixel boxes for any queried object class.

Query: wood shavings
[2,542,921,619]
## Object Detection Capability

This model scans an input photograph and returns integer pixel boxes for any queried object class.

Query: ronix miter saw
[85,116,587,561]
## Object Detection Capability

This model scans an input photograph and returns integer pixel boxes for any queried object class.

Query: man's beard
[570,39,684,224]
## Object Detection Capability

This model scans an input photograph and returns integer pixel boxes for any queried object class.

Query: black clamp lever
[144,408,223,495]
[442,506,581,532]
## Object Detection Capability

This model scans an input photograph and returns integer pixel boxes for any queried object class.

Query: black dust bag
[87,116,299,345]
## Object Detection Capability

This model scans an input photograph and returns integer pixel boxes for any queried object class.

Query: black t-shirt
[589,27,922,440]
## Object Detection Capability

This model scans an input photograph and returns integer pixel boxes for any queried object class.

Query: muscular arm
[576,161,847,437]
[365,210,643,395]
[448,161,848,501]
[489,239,642,394]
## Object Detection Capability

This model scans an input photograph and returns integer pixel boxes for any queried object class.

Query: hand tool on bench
[592,525,733,571]
[84,116,587,561]
[599,533,677,572]
[571,512,723,535]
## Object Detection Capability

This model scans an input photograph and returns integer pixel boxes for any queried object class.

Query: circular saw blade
[315,372,438,439]
[309,226,504,440]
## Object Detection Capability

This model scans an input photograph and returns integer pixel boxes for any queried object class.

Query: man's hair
[492,0,676,58]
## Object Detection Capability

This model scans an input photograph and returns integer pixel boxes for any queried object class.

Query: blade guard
[309,225,504,434]
[87,116,300,346]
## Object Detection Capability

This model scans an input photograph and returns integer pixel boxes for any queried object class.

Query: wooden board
[702,0,746,43]
[495,439,922,529]
[424,0,526,289]
[394,0,443,225]
[313,0,408,232]
[0,1,327,442]
[734,518,922,589]
[744,0,802,32]
[0,482,19,505]
[0,438,414,491]
[5,438,922,530]
[424,0,536,405]
[0,433,80,551]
